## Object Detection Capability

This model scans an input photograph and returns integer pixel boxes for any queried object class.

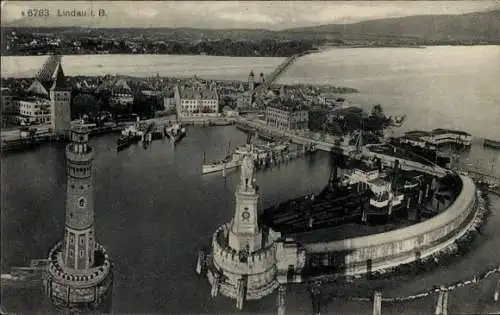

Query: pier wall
[303,175,478,275]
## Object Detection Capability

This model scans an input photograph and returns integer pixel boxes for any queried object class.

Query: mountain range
[4,9,499,41]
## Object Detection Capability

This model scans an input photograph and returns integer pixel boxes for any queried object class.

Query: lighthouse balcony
[46,241,112,289]
[66,146,93,163]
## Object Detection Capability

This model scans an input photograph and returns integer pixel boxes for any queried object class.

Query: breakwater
[302,176,479,276]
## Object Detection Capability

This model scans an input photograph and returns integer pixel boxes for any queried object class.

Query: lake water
[1,46,500,314]
[2,46,500,140]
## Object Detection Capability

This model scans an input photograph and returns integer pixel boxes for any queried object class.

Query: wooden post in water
[373,291,382,315]
[277,284,287,315]
[309,282,321,315]
[442,290,449,315]
[434,286,448,315]
[494,279,500,302]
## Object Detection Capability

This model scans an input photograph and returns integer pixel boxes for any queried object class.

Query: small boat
[483,138,500,150]
[202,154,242,174]
[165,123,187,144]
[117,125,142,151]
[202,141,242,174]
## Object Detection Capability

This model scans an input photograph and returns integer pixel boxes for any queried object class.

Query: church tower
[228,147,262,253]
[45,124,113,313]
[248,70,255,91]
[49,60,72,138]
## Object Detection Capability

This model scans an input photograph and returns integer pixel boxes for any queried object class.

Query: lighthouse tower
[44,124,113,313]
[206,149,281,310]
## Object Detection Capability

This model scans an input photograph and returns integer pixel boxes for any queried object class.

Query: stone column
[373,291,382,315]
[277,285,287,315]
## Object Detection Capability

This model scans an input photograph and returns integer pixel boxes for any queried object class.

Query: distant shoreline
[4,43,499,57]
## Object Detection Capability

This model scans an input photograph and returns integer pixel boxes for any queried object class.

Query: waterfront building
[174,85,219,118]
[205,150,283,309]
[265,101,309,131]
[403,129,473,148]
[44,124,113,313]
[16,97,51,125]
[26,55,72,136]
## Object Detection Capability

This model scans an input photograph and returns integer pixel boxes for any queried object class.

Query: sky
[1,1,499,29]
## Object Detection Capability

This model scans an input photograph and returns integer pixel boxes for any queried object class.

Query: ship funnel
[328,152,338,189]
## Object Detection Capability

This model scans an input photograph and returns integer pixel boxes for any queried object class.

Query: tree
[371,104,385,119]
[71,93,98,120]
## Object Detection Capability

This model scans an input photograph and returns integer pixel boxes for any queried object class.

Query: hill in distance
[283,9,500,40]
[4,9,500,41]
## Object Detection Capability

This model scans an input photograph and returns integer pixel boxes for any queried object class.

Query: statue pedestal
[229,187,261,252]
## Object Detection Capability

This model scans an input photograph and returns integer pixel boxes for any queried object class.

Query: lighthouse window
[69,233,74,244]
[80,250,84,258]
[78,197,86,208]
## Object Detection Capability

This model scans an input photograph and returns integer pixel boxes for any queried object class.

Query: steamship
[260,152,438,234]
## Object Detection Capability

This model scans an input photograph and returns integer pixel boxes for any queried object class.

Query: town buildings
[174,85,219,118]
[265,100,309,131]
[161,88,176,111]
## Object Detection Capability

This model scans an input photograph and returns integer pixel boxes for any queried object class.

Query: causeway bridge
[256,51,311,92]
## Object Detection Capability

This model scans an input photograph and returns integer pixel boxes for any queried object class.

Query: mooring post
[277,284,287,315]
[373,291,382,315]
[494,279,500,302]
[309,281,321,315]
[434,286,448,315]
[442,290,449,315]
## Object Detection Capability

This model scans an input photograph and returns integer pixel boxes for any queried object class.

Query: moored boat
[165,123,187,144]
[116,125,142,151]
[202,154,242,174]
[483,138,500,150]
